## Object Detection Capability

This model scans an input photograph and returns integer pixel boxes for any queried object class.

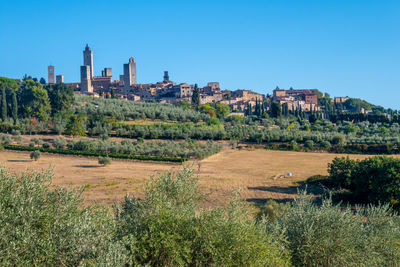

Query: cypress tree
[1,87,7,121]
[192,84,200,108]
[12,91,18,124]
[261,101,265,116]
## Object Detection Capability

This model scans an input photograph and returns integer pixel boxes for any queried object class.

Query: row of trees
[66,138,222,159]
[0,77,73,123]
[74,95,210,123]
[16,135,222,160]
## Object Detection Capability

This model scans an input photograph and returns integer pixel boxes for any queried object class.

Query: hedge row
[3,145,187,163]
[329,143,400,154]
[263,142,400,155]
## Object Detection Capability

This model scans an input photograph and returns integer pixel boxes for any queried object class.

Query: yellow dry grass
[1,149,397,207]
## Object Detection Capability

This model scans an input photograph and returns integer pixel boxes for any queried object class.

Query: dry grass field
[1,148,397,207]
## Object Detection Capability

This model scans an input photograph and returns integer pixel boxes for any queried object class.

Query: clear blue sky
[0,0,399,109]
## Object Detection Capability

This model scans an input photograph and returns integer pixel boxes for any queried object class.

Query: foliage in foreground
[1,165,399,266]
[0,166,290,266]
[0,166,125,266]
[115,168,290,266]
[264,194,400,266]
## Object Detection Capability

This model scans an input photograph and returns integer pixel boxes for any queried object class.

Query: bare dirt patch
[1,149,397,207]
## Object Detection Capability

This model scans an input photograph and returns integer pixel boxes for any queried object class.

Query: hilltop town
[43,44,360,116]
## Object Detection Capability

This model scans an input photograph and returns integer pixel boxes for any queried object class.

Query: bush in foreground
[0,167,125,266]
[115,168,290,266]
[1,165,399,266]
[265,193,400,266]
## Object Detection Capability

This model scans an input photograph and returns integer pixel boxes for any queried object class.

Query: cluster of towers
[47,65,64,84]
[79,44,137,94]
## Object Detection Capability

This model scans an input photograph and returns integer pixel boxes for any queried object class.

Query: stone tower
[163,71,169,82]
[48,65,55,84]
[123,57,136,94]
[56,75,64,83]
[83,44,93,79]
[102,68,112,78]
[80,65,93,93]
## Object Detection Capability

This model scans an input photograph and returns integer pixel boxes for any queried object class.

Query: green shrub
[30,150,41,161]
[266,193,400,266]
[290,140,299,151]
[304,140,314,149]
[42,142,50,149]
[328,156,400,208]
[256,199,290,222]
[320,140,331,149]
[98,156,112,166]
[352,156,400,207]
[328,156,359,189]
[115,168,291,266]
[332,135,346,146]
[10,129,21,136]
[0,166,125,265]
[0,134,12,145]
[53,137,67,149]
[30,137,43,145]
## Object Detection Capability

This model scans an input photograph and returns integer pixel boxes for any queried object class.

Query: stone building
[332,97,349,104]
[273,88,319,104]
[199,82,223,104]
[92,76,112,91]
[173,83,193,99]
[200,93,223,105]
[48,65,55,84]
[232,89,264,102]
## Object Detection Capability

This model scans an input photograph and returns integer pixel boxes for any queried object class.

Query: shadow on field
[246,198,294,205]
[247,182,325,205]
[248,182,324,195]
[8,159,32,163]
[248,185,300,195]
[74,165,102,168]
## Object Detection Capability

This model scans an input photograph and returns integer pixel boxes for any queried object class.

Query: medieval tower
[48,65,55,84]
[123,57,136,93]
[80,65,93,93]
[163,71,169,82]
[83,44,93,79]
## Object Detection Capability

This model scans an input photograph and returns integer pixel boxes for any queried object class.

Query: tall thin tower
[48,65,55,84]
[163,71,169,82]
[83,44,93,79]
[123,57,136,94]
